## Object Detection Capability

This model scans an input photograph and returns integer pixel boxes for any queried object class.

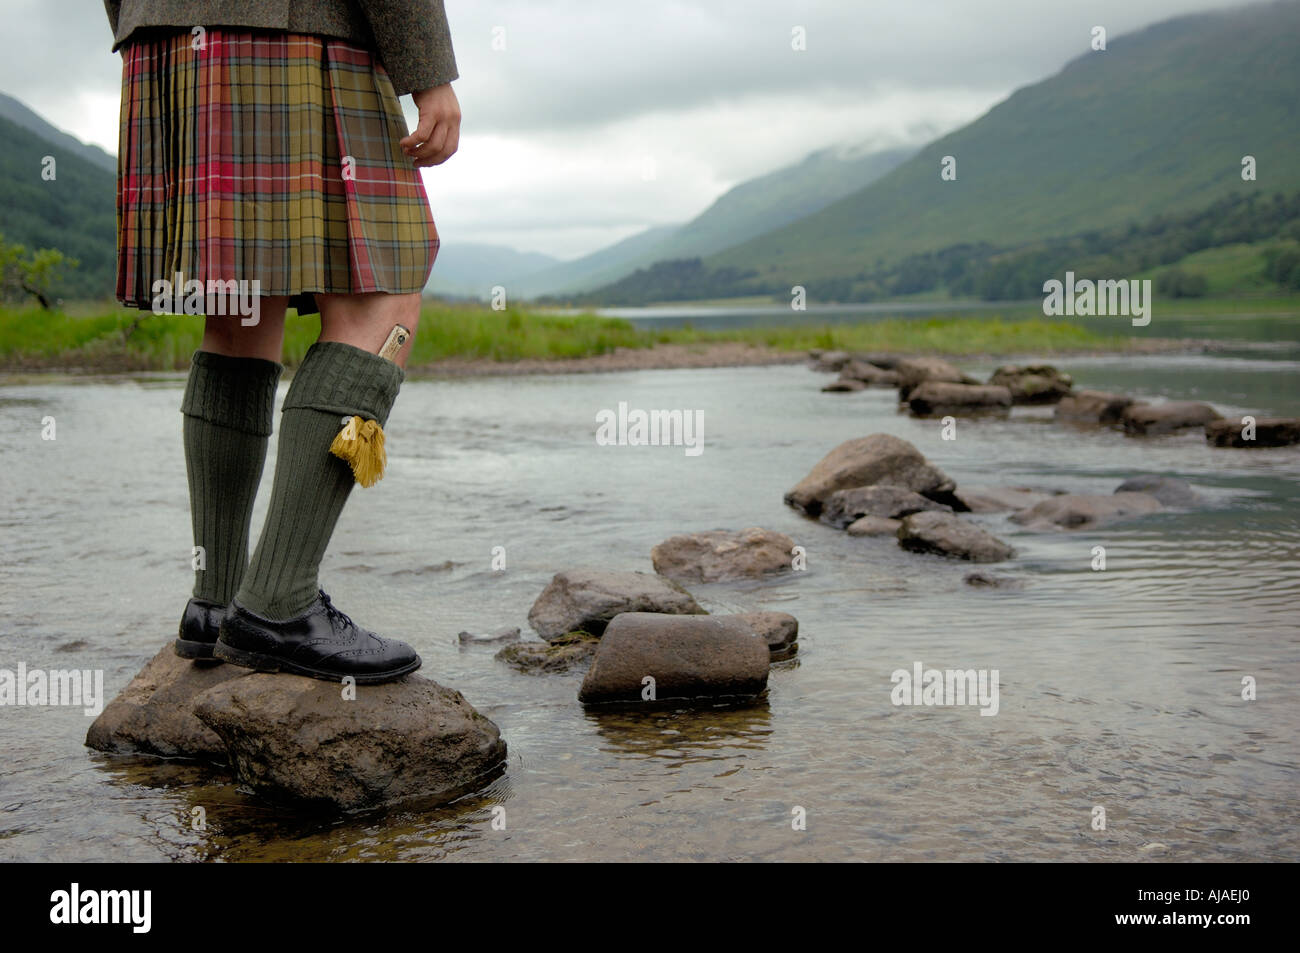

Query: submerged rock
[1206,417,1300,448]
[1011,492,1163,530]
[578,613,769,705]
[821,485,951,529]
[953,486,1052,513]
[731,611,799,661]
[907,382,1013,417]
[495,632,600,674]
[1114,475,1201,508]
[85,644,249,759]
[1054,389,1138,425]
[458,626,521,645]
[1121,401,1222,435]
[527,569,706,641]
[897,511,1015,562]
[192,674,506,811]
[988,364,1074,404]
[784,433,958,516]
[963,571,1026,590]
[651,527,796,583]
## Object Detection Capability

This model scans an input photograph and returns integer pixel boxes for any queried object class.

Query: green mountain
[0,93,117,175]
[628,0,1300,301]
[518,144,913,299]
[0,111,117,301]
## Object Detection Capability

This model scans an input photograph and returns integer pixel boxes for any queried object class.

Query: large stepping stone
[85,644,250,759]
[784,433,958,516]
[192,674,506,811]
[578,613,770,705]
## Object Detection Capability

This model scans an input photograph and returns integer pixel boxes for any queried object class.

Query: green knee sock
[182,351,284,605]
[235,341,404,620]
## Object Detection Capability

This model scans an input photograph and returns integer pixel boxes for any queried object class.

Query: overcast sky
[0,0,1264,260]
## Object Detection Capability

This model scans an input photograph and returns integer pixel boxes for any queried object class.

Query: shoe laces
[318,590,355,629]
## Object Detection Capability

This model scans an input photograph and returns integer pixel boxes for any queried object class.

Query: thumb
[400,113,435,150]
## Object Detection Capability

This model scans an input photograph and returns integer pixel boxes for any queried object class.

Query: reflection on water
[1,343,1298,862]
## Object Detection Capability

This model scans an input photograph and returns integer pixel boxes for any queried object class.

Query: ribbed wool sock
[235,341,404,620]
[181,351,283,605]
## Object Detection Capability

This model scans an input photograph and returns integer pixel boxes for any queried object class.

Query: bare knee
[317,292,422,367]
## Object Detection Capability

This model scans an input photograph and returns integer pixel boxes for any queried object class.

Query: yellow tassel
[329,415,387,487]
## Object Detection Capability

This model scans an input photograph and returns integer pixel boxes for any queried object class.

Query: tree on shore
[0,233,79,310]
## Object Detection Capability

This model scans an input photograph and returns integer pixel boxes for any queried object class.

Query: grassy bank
[0,298,1210,373]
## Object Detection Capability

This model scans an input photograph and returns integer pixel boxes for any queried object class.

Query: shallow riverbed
[1,345,1298,861]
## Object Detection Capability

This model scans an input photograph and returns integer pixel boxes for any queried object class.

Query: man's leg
[220,293,422,683]
[175,299,287,659]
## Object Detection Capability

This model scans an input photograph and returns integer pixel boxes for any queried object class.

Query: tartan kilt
[115,28,439,315]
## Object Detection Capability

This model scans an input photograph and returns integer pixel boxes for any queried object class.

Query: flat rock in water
[1206,417,1300,448]
[495,632,600,673]
[784,433,958,516]
[85,644,250,759]
[907,382,1012,417]
[987,364,1073,404]
[846,515,902,536]
[651,527,796,583]
[527,569,705,641]
[897,511,1015,563]
[837,359,900,387]
[894,357,974,401]
[577,613,770,705]
[1055,389,1138,425]
[1121,401,1222,435]
[822,378,866,392]
[730,611,799,661]
[1114,475,1201,508]
[192,674,506,811]
[953,486,1052,513]
[822,484,951,528]
[1011,492,1163,530]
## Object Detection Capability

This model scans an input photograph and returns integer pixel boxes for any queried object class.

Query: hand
[401,83,461,167]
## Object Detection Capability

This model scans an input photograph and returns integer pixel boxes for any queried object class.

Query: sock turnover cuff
[180,351,284,436]
[282,341,405,426]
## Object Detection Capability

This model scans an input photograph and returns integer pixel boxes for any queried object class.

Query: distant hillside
[0,93,117,175]
[597,0,1300,303]
[424,241,560,298]
[0,112,116,301]
[519,144,913,299]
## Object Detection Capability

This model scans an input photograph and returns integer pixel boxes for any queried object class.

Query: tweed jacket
[103,0,457,95]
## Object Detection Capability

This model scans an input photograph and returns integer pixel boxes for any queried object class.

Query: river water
[1,317,1298,861]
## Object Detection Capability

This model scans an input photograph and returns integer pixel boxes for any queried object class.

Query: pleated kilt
[115,28,439,315]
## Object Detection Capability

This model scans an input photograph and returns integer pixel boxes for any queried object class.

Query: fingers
[398,115,435,152]
[404,116,459,166]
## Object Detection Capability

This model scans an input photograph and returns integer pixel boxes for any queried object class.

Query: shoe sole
[174,637,217,660]
[212,640,422,685]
